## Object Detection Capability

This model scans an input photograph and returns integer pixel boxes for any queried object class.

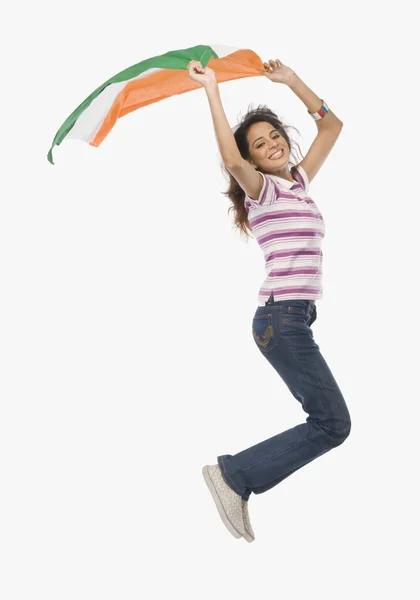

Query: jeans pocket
[252,313,278,353]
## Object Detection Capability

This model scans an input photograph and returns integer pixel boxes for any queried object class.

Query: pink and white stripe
[244,165,326,306]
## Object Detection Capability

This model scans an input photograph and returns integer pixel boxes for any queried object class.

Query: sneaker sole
[202,466,243,539]
[242,529,255,543]
[242,501,256,543]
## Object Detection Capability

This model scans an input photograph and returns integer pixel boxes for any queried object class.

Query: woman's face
[246,121,290,172]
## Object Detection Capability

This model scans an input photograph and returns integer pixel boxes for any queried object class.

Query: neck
[271,166,294,182]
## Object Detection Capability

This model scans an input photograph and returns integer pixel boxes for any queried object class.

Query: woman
[188,58,351,543]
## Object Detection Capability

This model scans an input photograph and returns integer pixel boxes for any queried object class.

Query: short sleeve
[294,164,310,193]
[244,172,279,210]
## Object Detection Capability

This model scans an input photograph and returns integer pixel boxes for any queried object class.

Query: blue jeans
[217,295,351,501]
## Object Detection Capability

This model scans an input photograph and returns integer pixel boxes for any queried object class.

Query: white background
[1,1,419,598]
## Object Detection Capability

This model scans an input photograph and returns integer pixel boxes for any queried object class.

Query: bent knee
[330,418,351,447]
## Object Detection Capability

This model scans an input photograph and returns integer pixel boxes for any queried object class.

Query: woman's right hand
[187,60,217,88]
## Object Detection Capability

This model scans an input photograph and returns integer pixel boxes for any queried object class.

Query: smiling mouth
[269,149,284,159]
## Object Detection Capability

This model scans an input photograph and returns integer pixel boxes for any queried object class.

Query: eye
[257,133,280,148]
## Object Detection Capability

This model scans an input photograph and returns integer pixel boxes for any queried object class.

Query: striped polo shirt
[244,164,326,306]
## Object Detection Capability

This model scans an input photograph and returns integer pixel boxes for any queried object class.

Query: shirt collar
[271,174,298,190]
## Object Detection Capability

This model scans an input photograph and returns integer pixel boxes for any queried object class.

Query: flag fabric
[47,44,265,164]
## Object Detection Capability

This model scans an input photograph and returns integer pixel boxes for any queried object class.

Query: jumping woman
[188,58,351,543]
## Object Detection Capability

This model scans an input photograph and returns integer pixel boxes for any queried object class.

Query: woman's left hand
[260,59,296,85]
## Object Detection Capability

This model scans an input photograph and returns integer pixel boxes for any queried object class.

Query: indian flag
[47,44,265,165]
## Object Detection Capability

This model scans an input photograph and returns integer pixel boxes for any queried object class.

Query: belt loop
[265,291,275,306]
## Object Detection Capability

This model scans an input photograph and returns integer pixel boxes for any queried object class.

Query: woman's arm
[187,60,241,168]
[261,59,343,130]
[204,82,242,168]
[287,73,343,130]
[260,61,344,183]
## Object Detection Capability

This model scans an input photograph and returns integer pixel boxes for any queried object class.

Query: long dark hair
[221,105,304,240]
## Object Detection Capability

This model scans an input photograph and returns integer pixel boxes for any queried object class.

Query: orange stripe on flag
[91,49,265,148]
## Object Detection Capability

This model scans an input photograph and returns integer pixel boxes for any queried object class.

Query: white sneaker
[241,499,255,543]
[202,464,246,539]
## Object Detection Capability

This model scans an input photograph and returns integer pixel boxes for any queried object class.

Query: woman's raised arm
[188,60,242,168]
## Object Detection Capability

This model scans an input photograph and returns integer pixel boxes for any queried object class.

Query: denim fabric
[217,295,351,501]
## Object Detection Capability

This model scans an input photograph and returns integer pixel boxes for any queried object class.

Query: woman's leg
[217,300,351,501]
